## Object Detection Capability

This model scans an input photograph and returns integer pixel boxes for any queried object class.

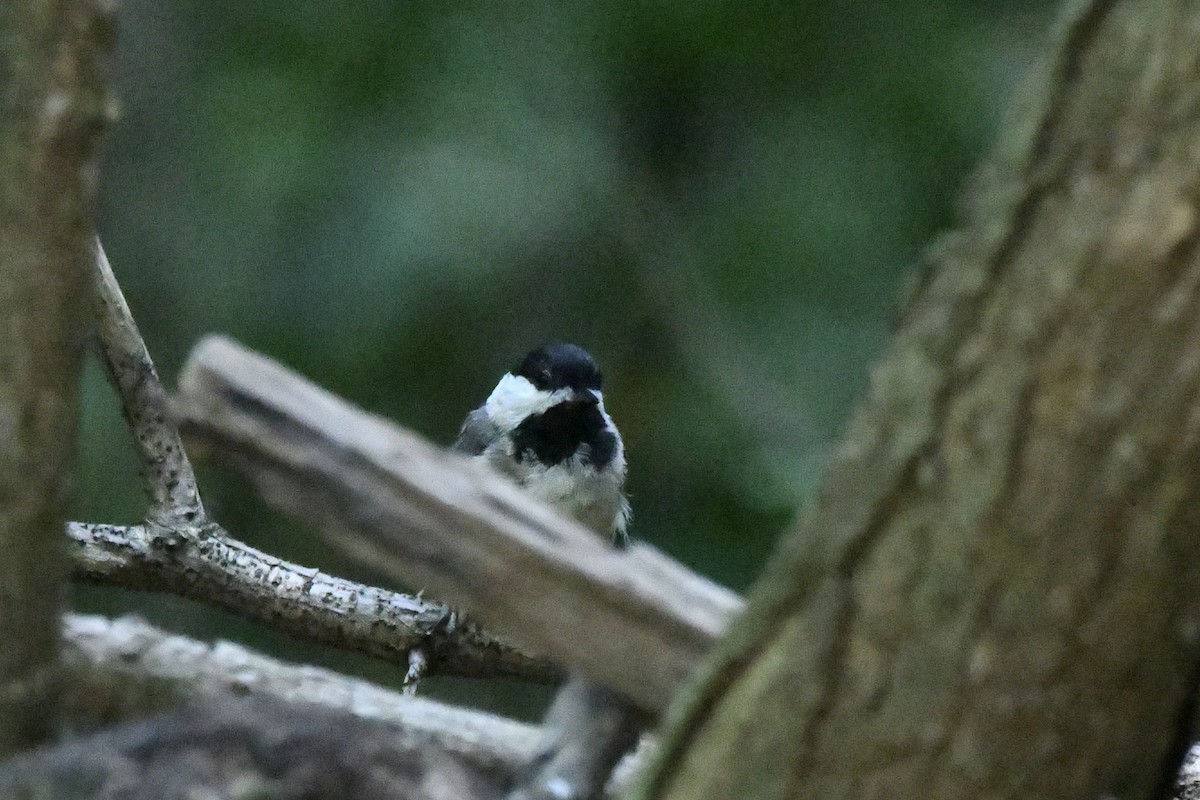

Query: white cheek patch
[484,373,572,431]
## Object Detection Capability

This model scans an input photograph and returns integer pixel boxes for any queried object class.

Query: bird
[454,342,629,543]
[453,342,640,800]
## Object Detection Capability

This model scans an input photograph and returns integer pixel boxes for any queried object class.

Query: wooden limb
[633,2,1200,799]
[58,613,540,769]
[40,614,650,800]
[0,695,513,800]
[0,0,113,754]
[507,678,646,800]
[68,521,558,682]
[175,335,744,714]
[91,238,205,528]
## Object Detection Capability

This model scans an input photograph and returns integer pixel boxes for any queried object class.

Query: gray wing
[452,406,499,456]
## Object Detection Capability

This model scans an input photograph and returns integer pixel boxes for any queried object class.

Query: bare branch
[68,520,560,683]
[59,613,540,768]
[1,694,514,800]
[90,239,204,528]
[53,614,648,800]
[404,648,429,693]
[175,335,744,714]
[24,613,543,799]
[0,0,113,753]
[81,244,557,683]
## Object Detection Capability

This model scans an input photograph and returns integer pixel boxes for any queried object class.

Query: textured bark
[634,2,1200,799]
[67,521,560,683]
[0,0,112,753]
[0,695,516,800]
[58,614,542,772]
[90,240,205,528]
[0,611,667,800]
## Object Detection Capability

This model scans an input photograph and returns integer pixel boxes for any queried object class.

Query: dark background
[76,0,1056,717]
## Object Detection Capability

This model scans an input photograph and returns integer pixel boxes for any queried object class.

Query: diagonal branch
[91,238,204,529]
[0,0,113,754]
[175,335,744,714]
[40,613,648,800]
[31,614,538,799]
[59,613,541,766]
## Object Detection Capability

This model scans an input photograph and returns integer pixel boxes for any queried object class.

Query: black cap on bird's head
[506,342,615,468]
[514,343,603,393]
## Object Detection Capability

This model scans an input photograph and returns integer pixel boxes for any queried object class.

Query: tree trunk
[632,1,1200,798]
[0,0,112,753]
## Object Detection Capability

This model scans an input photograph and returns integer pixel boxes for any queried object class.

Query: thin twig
[404,649,428,694]
[91,238,204,528]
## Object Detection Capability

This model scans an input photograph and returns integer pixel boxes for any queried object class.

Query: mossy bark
[634,1,1200,798]
[0,0,112,754]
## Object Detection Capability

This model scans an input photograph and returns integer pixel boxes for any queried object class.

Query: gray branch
[0,0,113,753]
[82,243,558,684]
[1,614,544,799]
[91,238,204,528]
[1,695,513,800]
[59,613,541,767]
[175,334,744,714]
[68,521,559,682]
[44,618,648,800]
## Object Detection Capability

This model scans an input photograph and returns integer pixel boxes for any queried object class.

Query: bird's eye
[540,369,552,385]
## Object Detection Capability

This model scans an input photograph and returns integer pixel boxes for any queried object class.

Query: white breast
[483,443,628,539]
[479,372,629,539]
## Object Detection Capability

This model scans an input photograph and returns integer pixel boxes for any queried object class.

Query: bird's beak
[568,389,599,407]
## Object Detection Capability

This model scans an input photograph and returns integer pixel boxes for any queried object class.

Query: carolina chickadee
[454,342,629,544]
[455,343,640,800]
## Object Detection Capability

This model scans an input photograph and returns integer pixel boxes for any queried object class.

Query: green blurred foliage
[79,0,1056,716]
